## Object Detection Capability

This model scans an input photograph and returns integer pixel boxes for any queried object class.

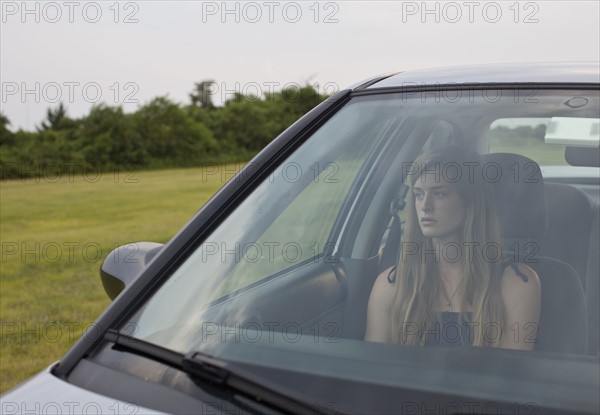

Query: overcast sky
[1,0,599,131]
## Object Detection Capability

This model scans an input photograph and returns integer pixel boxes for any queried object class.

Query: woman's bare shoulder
[499,263,541,350]
[369,267,397,307]
[365,266,397,342]
[500,263,541,302]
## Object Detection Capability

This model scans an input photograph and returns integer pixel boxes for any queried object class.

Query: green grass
[0,165,242,393]
[489,134,567,166]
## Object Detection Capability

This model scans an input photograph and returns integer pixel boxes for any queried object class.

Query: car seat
[481,153,588,355]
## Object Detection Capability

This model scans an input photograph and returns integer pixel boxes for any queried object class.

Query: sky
[1,0,599,131]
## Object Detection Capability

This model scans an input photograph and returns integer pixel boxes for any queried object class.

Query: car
[2,62,599,414]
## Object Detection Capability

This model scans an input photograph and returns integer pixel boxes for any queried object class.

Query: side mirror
[100,242,164,300]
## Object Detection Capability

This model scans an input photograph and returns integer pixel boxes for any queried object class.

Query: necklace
[440,279,461,312]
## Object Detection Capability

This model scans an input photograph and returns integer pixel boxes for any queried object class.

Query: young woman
[365,146,541,350]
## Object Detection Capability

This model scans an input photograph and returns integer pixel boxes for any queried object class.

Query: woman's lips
[421,218,436,225]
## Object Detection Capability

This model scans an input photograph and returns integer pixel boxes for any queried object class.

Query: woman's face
[413,174,466,242]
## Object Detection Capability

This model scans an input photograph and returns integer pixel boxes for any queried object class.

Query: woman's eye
[434,191,446,197]
[414,192,423,200]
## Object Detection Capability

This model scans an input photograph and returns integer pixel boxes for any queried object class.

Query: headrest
[481,153,547,239]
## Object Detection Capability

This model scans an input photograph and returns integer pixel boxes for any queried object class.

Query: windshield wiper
[105,329,343,415]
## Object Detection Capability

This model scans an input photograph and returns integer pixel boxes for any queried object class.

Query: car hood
[0,364,165,415]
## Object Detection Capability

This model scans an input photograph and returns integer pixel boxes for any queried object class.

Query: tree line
[0,82,330,179]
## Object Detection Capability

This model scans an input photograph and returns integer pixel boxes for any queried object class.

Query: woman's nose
[421,192,433,211]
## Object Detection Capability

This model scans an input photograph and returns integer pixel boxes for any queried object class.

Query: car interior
[184,135,596,360]
[186,97,596,356]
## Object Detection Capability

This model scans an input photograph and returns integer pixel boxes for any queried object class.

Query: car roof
[357,62,600,90]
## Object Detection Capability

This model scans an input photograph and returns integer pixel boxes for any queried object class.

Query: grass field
[0,164,243,393]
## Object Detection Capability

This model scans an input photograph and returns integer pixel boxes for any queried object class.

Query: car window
[488,117,567,165]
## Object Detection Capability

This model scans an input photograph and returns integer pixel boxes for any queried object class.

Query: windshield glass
[119,88,600,411]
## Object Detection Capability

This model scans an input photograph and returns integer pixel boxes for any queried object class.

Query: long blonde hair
[389,146,505,347]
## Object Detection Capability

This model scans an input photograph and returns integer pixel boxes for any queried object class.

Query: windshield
[117,88,600,412]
